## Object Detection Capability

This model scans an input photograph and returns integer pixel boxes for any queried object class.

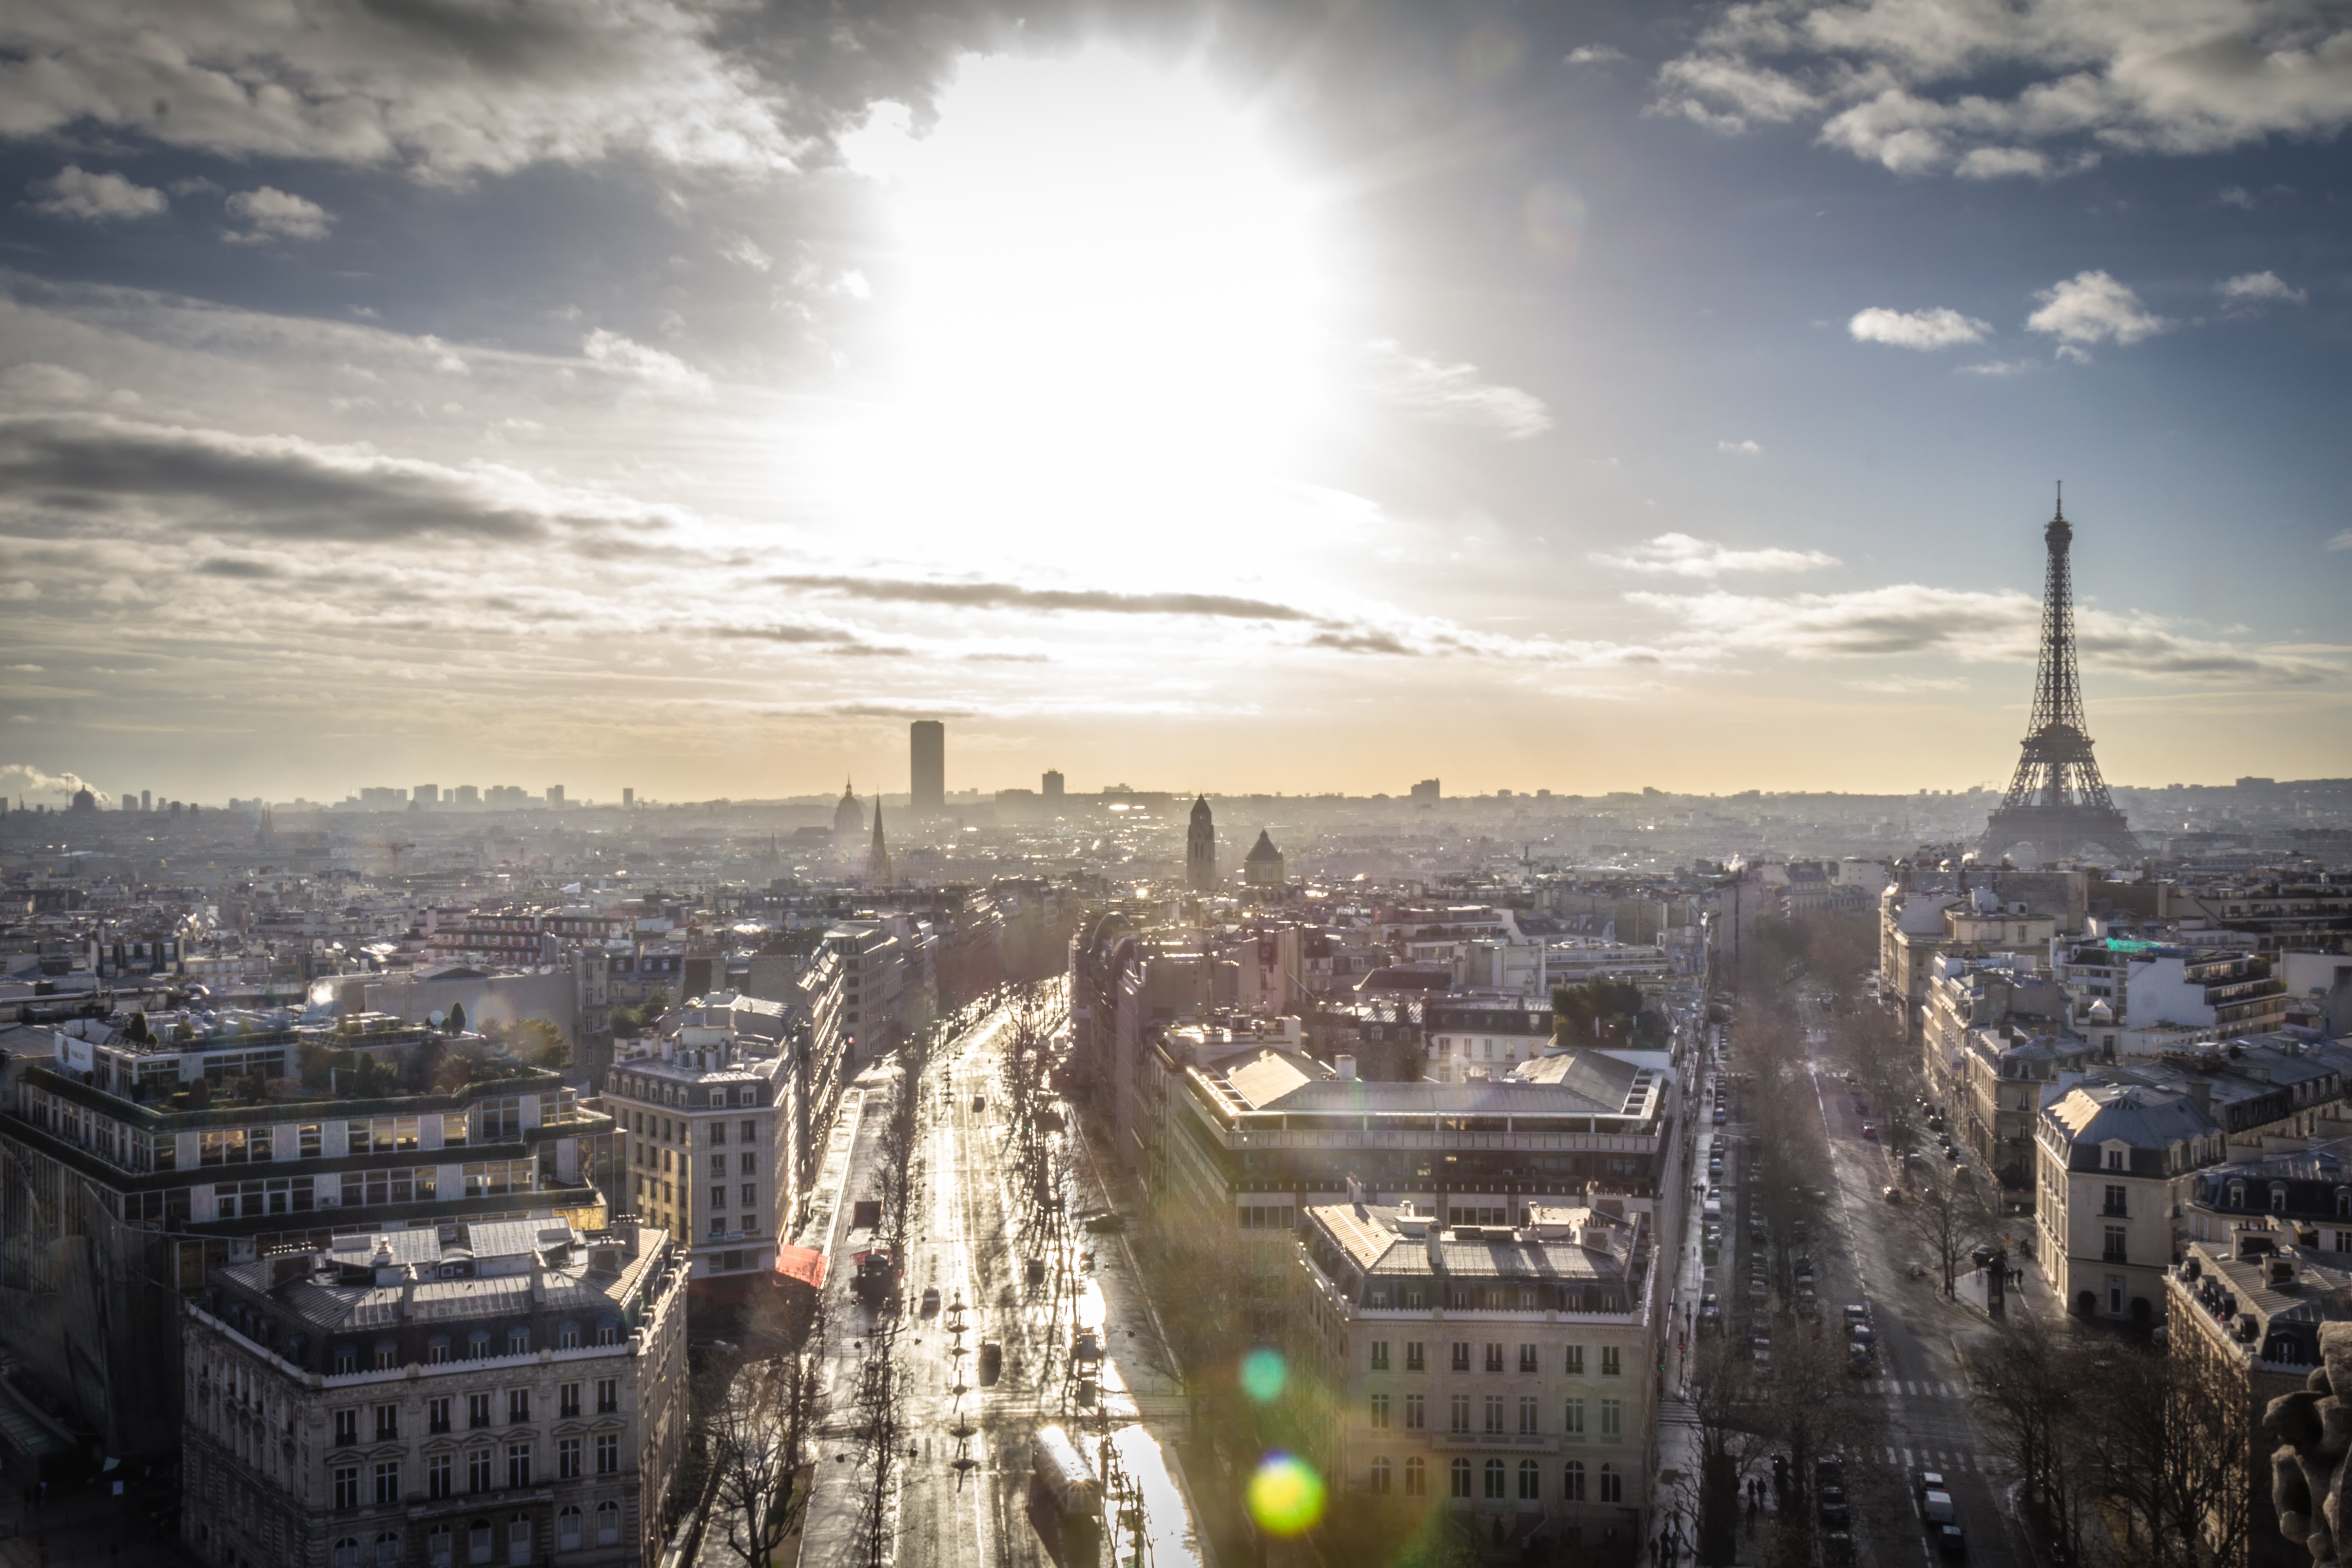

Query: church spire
[865,798,893,885]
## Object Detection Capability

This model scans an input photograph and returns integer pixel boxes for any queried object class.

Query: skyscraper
[1042,769,1065,798]
[1187,795,1217,890]
[910,720,945,813]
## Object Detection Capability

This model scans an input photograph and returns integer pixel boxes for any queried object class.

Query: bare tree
[1906,1161,1995,1297]
[705,1293,829,1567]
[1966,1313,2089,1556]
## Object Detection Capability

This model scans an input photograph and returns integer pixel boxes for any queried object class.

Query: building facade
[181,1219,688,1568]
[1293,1198,1656,1560]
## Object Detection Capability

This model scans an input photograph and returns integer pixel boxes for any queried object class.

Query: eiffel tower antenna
[1979,489,2138,865]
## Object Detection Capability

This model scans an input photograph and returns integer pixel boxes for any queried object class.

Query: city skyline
[1,3,2349,803]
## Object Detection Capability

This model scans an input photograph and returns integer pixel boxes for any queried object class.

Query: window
[2106,1148,2126,1172]
[506,1513,531,1568]
[2103,1226,2128,1264]
[558,1507,583,1551]
[506,1443,532,1490]
[1517,1343,1538,1373]
[596,1501,621,1547]
[597,1322,622,1347]
[1600,1346,1622,1377]
[430,1397,453,1434]
[507,1388,530,1423]
[375,1461,401,1505]
[374,1343,398,1372]
[376,1403,399,1441]
[2103,1184,2128,1217]
[1519,1458,1541,1500]
[1405,1341,1425,1373]
[711,1155,727,1177]
[335,1408,360,1445]
[1519,1395,1539,1434]
[1404,1394,1425,1431]
[2336,1231,2352,1255]
[558,1436,583,1480]
[1450,1458,1472,1499]
[429,1453,452,1500]
[1449,1394,1470,1434]
[560,1383,581,1418]
[334,1346,359,1375]
[559,1324,581,1351]
[1484,1394,1504,1434]
[596,1378,619,1415]
[1370,1394,1390,1430]
[468,1393,491,1429]
[429,1337,452,1366]
[595,1433,619,1475]
[467,1449,492,1494]
[1564,1461,1586,1501]
[1404,1457,1427,1497]
[1601,1398,1623,1439]
[1564,1398,1586,1437]
[1483,1342,1504,1373]
[2338,1190,2351,1220]
[335,1466,361,1510]
[1370,1457,1392,1494]
[336,1539,362,1568]
[468,1519,493,1566]
[711,1186,727,1210]
[2274,1186,2290,1213]
[1370,1341,1390,1372]
[505,1327,529,1356]
[467,1332,491,1361]
[741,1119,757,1142]
[1565,1345,1585,1375]
[741,1182,758,1207]
[1483,1458,1506,1500]
[1451,1342,1471,1372]
[1599,1462,1623,1503]
[429,1525,453,1568]
[740,1153,757,1176]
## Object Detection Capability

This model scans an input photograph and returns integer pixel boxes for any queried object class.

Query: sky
[1,0,2349,809]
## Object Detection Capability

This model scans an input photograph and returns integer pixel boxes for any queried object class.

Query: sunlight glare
[852,48,1329,488]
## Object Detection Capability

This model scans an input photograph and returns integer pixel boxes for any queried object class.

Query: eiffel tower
[1979,488,2140,865]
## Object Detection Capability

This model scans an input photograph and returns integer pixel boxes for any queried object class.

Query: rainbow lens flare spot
[1238,1348,1286,1403]
[1247,1453,1325,1536]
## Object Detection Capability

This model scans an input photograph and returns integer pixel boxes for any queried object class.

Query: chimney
[1335,1055,1357,1081]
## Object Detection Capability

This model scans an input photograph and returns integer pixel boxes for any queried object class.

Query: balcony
[1432,1432,1562,1453]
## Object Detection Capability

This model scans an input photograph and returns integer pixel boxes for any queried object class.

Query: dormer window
[2229,1182,2246,1208]
[2106,1149,2126,1173]
[2273,1186,2289,1213]
[2335,1190,2349,1219]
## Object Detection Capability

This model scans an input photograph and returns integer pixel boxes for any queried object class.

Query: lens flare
[1239,1347,1286,1403]
[1247,1453,1325,1536]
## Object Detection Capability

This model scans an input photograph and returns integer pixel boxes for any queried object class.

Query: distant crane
[387,841,416,876]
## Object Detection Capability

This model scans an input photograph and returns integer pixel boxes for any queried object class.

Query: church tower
[1186,795,1216,890]
[865,799,893,885]
[833,779,863,837]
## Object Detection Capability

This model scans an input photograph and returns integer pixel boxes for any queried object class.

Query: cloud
[2026,271,2166,346]
[0,411,682,543]
[1596,533,1839,579]
[1847,674,1969,693]
[25,164,165,222]
[1718,439,1763,455]
[2329,530,2352,552]
[1848,306,1990,350]
[2216,270,2306,308]
[719,236,772,272]
[582,329,712,395]
[0,0,797,181]
[772,574,1318,622]
[1654,1,2352,179]
[223,186,332,242]
[1566,45,1628,65]
[195,556,285,580]
[1959,359,2036,377]
[1361,341,1552,440]
[1632,583,2338,684]
[1308,629,1416,655]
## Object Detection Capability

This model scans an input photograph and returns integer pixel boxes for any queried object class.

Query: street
[791,998,1206,1568]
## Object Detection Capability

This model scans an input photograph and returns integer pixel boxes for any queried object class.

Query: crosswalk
[1881,1445,2005,1475]
[1865,1378,1965,1398]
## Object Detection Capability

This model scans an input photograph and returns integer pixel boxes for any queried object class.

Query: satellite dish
[428,1010,447,1027]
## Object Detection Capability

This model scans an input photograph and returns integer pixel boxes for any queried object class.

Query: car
[920,1286,941,1316]
[1844,1303,1869,1324]
[1935,1523,1968,1559]
[1948,1146,1964,1162]
[1883,1185,1903,1203]
[1848,1342,1874,1373]
[978,1341,1004,1384]
[972,1094,987,1112]
[1749,1279,1769,1298]
[1713,1108,1728,1124]
[1823,1530,1856,1565]
[1860,1123,1880,1142]
[1818,1488,1850,1529]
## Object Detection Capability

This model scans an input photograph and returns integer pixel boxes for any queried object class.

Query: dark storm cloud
[771,572,1316,622]
[0,413,668,542]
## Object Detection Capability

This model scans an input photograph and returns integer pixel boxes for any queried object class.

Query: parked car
[1883,1185,1903,1203]
[1935,1524,1968,1559]
[1923,1487,1955,1524]
[1818,1488,1850,1529]
[1861,1123,1880,1142]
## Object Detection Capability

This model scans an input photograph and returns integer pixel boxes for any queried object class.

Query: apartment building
[0,1011,611,1457]
[2052,932,2291,1050]
[181,1219,687,1568]
[603,998,797,1288]
[1293,1198,1656,1558]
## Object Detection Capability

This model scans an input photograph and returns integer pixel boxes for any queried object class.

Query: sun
[844,46,1334,498]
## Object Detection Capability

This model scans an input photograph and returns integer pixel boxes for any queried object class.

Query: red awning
[774,1245,827,1288]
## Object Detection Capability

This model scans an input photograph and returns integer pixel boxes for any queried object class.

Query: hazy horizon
[3,2,2348,806]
